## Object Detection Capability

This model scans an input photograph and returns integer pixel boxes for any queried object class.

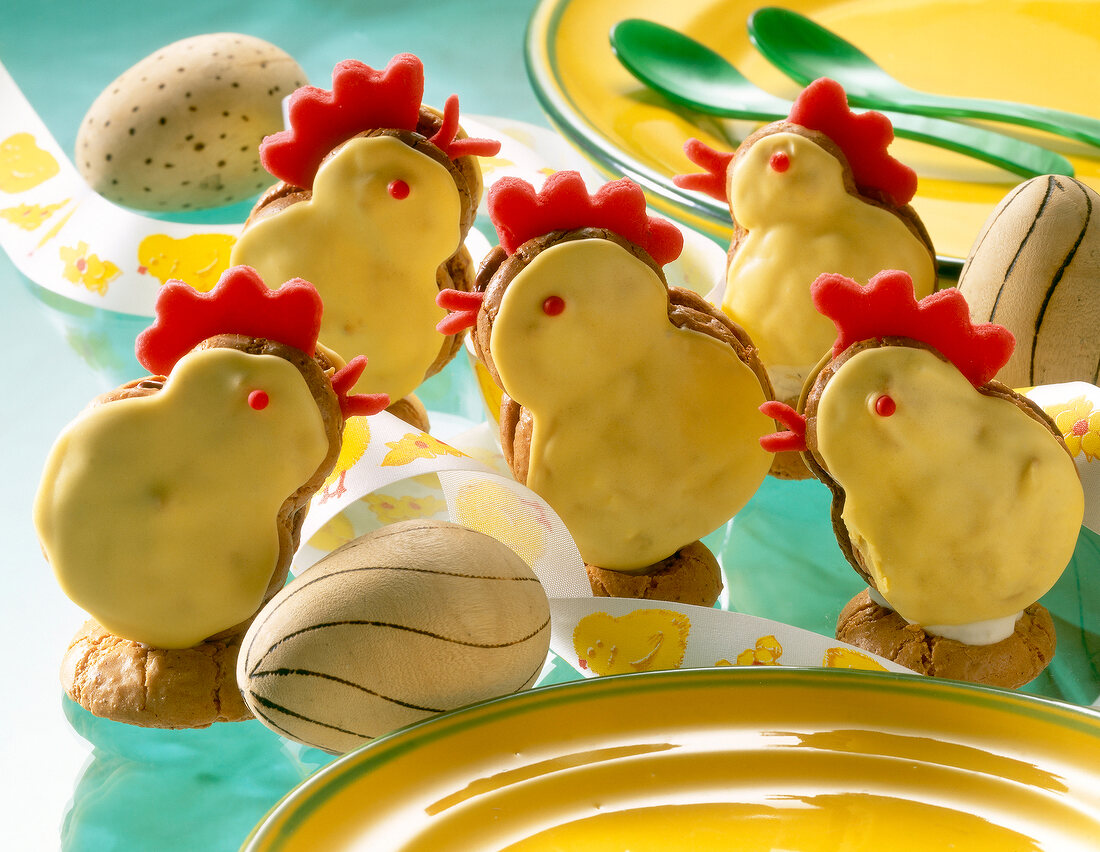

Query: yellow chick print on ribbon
[138,233,235,291]
[367,493,447,524]
[318,416,372,504]
[717,634,784,667]
[381,432,466,467]
[0,132,59,192]
[822,647,888,671]
[453,478,550,567]
[573,609,690,676]
[59,241,120,295]
[0,200,68,231]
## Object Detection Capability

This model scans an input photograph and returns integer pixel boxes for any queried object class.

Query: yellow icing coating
[489,238,772,570]
[34,348,329,648]
[816,346,1083,626]
[724,133,936,397]
[230,135,462,400]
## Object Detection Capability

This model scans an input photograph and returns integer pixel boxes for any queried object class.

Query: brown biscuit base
[585,541,723,607]
[801,338,1072,587]
[62,335,345,727]
[61,619,251,728]
[836,589,1056,688]
[769,451,812,480]
[385,392,430,433]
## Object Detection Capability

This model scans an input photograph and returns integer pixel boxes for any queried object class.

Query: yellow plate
[525,0,1100,268]
[242,668,1100,851]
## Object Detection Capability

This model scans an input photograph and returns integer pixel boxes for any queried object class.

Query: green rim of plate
[522,0,964,275]
[241,666,1100,851]
[523,0,733,233]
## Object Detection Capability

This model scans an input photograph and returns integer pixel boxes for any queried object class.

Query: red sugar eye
[542,296,566,316]
[248,390,270,410]
[388,179,410,199]
[874,394,896,417]
[769,151,790,172]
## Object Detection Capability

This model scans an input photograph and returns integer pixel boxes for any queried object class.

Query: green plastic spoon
[748,7,1100,149]
[609,19,1073,179]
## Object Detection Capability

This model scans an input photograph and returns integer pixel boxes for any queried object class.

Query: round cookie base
[835,589,1056,689]
[385,393,430,433]
[768,448,813,480]
[60,619,252,729]
[586,541,723,608]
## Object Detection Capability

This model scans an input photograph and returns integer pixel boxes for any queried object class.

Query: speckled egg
[237,520,551,754]
[76,33,306,211]
[959,175,1100,388]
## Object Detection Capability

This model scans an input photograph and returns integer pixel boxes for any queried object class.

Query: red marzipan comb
[260,55,500,189]
[261,55,424,189]
[487,171,683,267]
[812,270,1014,387]
[790,78,916,207]
[136,266,323,375]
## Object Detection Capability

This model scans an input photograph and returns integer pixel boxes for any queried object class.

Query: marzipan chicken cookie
[440,172,775,607]
[37,267,388,727]
[475,228,771,489]
[801,337,1067,589]
[230,54,500,429]
[761,270,1083,687]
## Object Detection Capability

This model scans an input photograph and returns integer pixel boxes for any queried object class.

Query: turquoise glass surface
[3,2,1097,850]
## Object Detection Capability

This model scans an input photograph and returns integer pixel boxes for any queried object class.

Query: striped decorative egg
[958,175,1100,389]
[237,519,550,754]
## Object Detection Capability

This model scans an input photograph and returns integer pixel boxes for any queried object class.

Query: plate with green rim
[242,666,1100,851]
[524,0,1100,271]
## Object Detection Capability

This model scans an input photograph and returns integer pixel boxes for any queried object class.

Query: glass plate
[524,0,1100,268]
[243,667,1100,851]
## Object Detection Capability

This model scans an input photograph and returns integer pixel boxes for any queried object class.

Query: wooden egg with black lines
[237,519,551,754]
[958,175,1100,389]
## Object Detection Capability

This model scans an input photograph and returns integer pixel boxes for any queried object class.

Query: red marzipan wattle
[759,400,808,453]
[673,138,735,202]
[331,355,390,418]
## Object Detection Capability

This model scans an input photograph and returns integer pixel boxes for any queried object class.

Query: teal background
[2,2,1097,850]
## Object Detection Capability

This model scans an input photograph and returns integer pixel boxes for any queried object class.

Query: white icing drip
[868,586,1021,646]
[925,614,1021,646]
[867,587,892,609]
